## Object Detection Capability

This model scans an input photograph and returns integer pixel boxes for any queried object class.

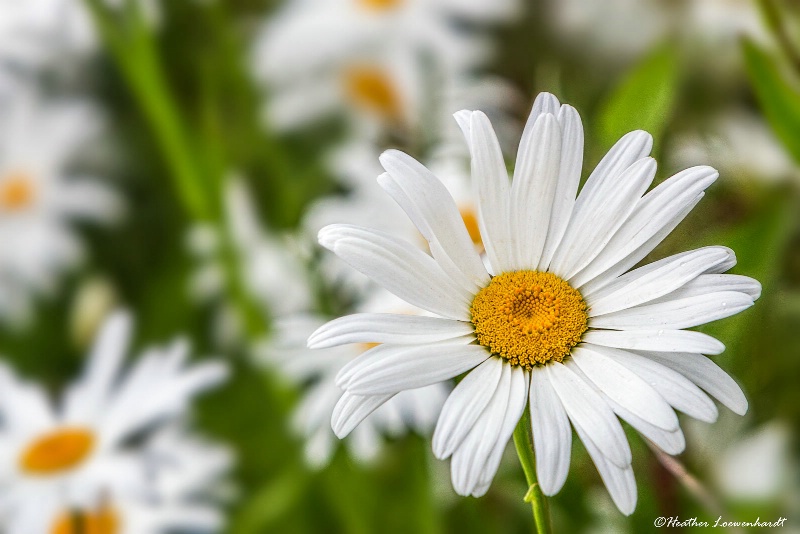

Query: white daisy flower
[310,92,761,514]
[0,312,229,531]
[4,424,233,534]
[252,0,519,135]
[0,93,122,326]
[671,110,800,185]
[259,289,449,468]
[0,0,96,72]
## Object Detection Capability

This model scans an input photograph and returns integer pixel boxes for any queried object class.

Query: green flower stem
[84,0,211,221]
[85,0,267,338]
[512,409,552,534]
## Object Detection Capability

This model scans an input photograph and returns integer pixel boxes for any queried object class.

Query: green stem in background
[85,0,268,338]
[512,409,552,534]
[758,0,800,75]
[83,0,211,220]
[412,437,443,534]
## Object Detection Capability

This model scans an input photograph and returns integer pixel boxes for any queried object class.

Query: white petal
[339,343,490,395]
[529,367,572,495]
[600,347,718,423]
[635,351,748,415]
[609,404,685,455]
[647,274,762,304]
[541,104,584,268]
[433,357,503,459]
[572,421,638,515]
[590,291,754,330]
[545,362,631,467]
[307,314,474,348]
[64,311,132,420]
[450,362,512,495]
[457,110,513,274]
[319,224,471,320]
[529,92,561,117]
[473,366,530,496]
[583,131,653,199]
[583,329,725,355]
[510,113,562,269]
[586,246,735,315]
[331,391,394,438]
[378,150,489,288]
[570,347,678,430]
[579,194,705,296]
[554,130,653,275]
[552,157,657,279]
[573,166,718,287]
[568,358,686,455]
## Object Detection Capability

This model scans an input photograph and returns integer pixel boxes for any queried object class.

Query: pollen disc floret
[471,271,588,368]
[19,427,96,475]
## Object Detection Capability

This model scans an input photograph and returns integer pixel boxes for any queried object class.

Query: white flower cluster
[0,313,232,533]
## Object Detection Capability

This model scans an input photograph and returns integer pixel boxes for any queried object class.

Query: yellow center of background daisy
[20,427,96,475]
[470,271,588,369]
[51,505,119,534]
[343,66,402,122]
[0,173,36,212]
[458,206,483,249]
[358,0,402,11]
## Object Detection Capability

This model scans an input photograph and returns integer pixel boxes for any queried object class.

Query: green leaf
[742,38,800,165]
[595,43,679,149]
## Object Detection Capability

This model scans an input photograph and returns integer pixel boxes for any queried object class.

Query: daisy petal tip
[732,397,748,416]
[620,500,636,517]
[317,226,338,249]
[378,149,403,168]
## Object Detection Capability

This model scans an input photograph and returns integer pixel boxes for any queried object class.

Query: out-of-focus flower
[188,178,311,347]
[549,0,765,73]
[258,289,449,468]
[311,92,760,513]
[0,312,229,532]
[549,0,671,61]
[252,0,520,136]
[4,424,233,534]
[0,0,96,71]
[671,110,800,185]
[713,421,799,504]
[0,93,122,327]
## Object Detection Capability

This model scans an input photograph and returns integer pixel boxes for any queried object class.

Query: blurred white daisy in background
[0,92,122,327]
[671,110,800,185]
[0,312,229,532]
[310,92,760,514]
[187,177,311,347]
[711,421,800,505]
[252,0,521,137]
[3,424,233,534]
[0,0,96,74]
[258,288,449,468]
[549,0,767,75]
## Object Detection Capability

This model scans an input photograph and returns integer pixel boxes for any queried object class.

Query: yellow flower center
[51,506,119,534]
[19,427,96,475]
[470,271,588,369]
[358,0,402,11]
[343,66,402,122]
[0,173,36,212]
